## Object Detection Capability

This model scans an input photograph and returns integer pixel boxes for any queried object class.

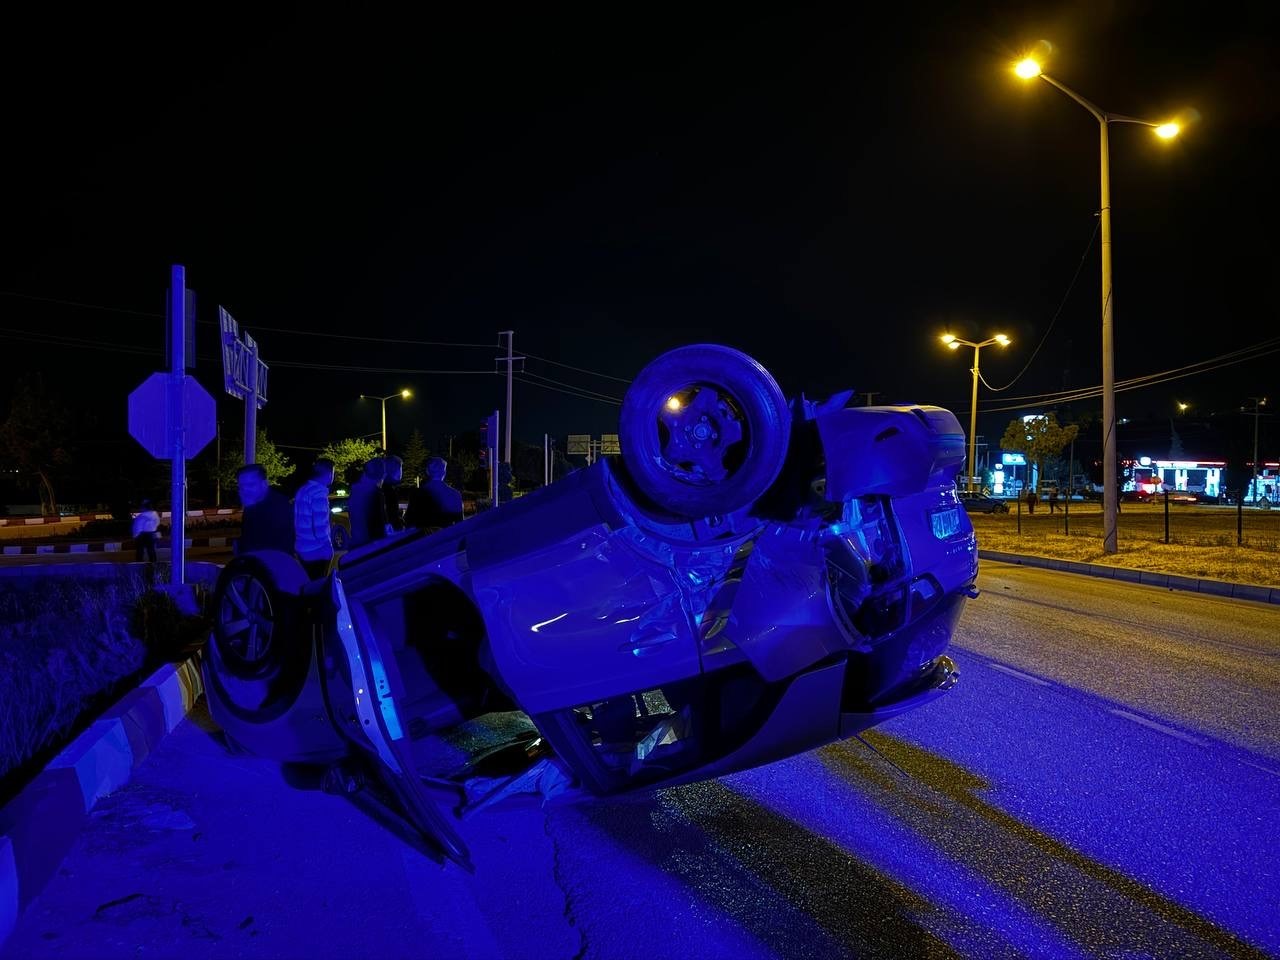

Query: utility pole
[1246,396,1268,504]
[496,331,523,464]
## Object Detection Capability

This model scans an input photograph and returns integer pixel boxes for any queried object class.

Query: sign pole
[130,272,215,592]
[169,265,187,587]
[245,335,258,465]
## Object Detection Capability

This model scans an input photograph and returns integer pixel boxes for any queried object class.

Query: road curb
[0,656,205,951]
[979,550,1280,605]
[2,536,233,556]
[0,508,239,528]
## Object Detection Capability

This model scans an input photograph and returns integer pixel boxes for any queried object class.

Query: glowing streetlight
[940,333,1011,492]
[360,389,413,453]
[666,396,683,411]
[1014,58,1042,79]
[1014,50,1183,554]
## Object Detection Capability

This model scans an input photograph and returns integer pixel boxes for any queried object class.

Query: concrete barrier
[0,508,239,527]
[0,656,205,951]
[2,536,233,556]
[0,562,220,952]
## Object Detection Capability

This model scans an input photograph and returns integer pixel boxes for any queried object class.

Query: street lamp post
[1246,396,1268,504]
[360,389,412,453]
[1015,56,1179,554]
[941,333,1011,492]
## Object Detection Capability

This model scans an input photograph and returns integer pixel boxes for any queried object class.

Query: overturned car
[206,345,978,867]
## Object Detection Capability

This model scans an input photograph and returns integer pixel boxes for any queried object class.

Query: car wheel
[208,550,310,718]
[619,344,790,518]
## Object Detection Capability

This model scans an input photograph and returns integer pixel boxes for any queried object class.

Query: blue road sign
[128,372,217,460]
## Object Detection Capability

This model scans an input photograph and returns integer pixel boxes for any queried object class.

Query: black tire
[207,550,310,721]
[619,344,790,518]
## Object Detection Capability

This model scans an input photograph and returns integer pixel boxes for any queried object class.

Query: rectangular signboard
[1001,452,1026,465]
[600,434,620,455]
[566,434,590,455]
[219,307,269,406]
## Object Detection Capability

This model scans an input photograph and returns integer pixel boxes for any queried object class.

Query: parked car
[328,491,350,550]
[958,491,1009,514]
[205,345,979,868]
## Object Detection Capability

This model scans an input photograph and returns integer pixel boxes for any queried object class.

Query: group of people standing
[234,454,465,579]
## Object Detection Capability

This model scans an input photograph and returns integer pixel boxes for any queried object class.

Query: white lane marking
[986,662,1052,686]
[1239,759,1280,779]
[1108,709,1210,747]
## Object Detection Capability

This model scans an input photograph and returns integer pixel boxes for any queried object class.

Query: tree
[0,375,72,514]
[511,440,546,490]
[319,437,381,484]
[215,429,296,489]
[399,429,429,484]
[449,449,481,491]
[1000,414,1079,490]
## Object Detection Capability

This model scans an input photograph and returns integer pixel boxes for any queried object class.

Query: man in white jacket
[132,500,160,563]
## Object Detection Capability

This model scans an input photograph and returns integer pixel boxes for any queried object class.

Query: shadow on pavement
[817,731,1270,960]
[563,779,970,960]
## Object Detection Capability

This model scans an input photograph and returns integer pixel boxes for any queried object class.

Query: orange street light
[1014,50,1184,554]
[360,389,414,452]
[940,334,1011,492]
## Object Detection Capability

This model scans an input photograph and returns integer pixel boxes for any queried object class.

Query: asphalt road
[5,562,1278,959]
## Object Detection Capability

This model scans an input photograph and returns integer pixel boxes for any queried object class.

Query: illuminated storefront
[1128,457,1279,501]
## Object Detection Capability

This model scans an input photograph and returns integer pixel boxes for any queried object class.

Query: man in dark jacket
[348,458,390,548]
[405,457,464,530]
[383,454,405,531]
[235,464,294,555]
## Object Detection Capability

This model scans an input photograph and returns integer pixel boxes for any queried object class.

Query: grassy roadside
[970,504,1280,587]
[0,568,211,803]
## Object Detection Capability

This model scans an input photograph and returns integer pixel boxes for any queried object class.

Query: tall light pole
[360,389,412,453]
[941,333,1011,492]
[1015,55,1181,554]
[1246,396,1267,504]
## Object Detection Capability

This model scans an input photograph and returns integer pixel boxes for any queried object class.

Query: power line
[977,335,1280,404]
[227,325,497,349]
[975,346,1280,414]
[0,289,163,318]
[0,327,161,357]
[519,369,623,403]
[272,360,497,374]
[0,288,498,348]
[513,374,621,405]
[979,218,1099,393]
[523,350,633,384]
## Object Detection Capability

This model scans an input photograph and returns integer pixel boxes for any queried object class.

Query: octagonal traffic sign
[128,372,217,460]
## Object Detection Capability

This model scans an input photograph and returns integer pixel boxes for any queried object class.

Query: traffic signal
[478,412,498,464]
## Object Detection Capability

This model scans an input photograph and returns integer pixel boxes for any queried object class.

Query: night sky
[2,2,1277,479]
